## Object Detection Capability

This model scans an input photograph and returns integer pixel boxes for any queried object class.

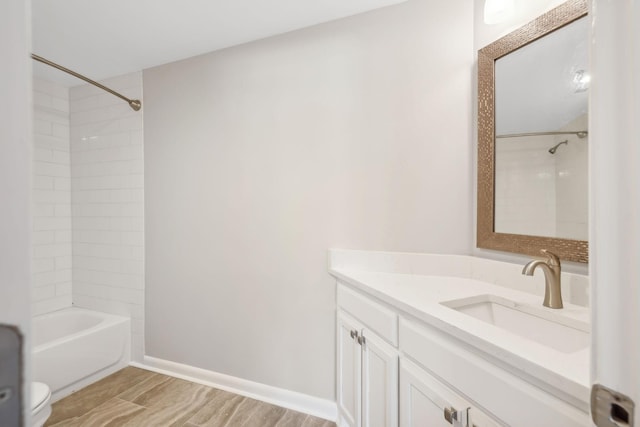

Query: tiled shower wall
[32,78,73,316]
[69,72,145,361]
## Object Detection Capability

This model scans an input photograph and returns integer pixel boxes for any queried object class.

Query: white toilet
[31,382,52,427]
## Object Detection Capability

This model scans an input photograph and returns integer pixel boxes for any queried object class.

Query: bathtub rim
[32,307,130,353]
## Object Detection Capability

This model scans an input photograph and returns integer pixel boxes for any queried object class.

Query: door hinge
[591,384,635,426]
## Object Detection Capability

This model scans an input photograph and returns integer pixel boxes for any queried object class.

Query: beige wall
[144,0,473,400]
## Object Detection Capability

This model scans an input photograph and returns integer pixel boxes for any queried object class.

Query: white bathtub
[32,308,131,402]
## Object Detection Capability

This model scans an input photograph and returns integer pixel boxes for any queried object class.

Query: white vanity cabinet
[335,281,590,427]
[337,286,399,427]
[400,358,500,427]
[400,318,589,427]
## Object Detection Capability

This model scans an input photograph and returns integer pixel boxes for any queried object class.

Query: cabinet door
[338,312,362,427]
[361,329,398,427]
[400,358,501,427]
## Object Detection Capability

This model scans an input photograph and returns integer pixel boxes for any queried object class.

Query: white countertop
[330,267,590,406]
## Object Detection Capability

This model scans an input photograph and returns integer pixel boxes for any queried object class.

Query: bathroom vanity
[329,250,590,427]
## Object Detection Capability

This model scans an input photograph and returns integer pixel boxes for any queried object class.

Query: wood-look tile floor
[46,367,336,427]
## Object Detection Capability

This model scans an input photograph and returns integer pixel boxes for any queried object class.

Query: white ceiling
[32,0,406,87]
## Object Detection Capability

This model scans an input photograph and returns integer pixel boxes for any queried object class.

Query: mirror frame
[477,0,589,263]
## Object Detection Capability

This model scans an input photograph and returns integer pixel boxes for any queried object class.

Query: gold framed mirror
[477,0,588,263]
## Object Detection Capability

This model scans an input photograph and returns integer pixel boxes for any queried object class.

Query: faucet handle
[540,249,561,266]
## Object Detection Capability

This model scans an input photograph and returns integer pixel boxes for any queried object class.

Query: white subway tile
[34,119,53,135]
[33,217,72,231]
[55,256,73,270]
[54,177,71,191]
[73,281,109,298]
[52,97,70,113]
[73,189,112,203]
[35,109,69,126]
[73,230,122,245]
[130,130,143,146]
[32,295,72,317]
[70,95,100,113]
[33,78,55,95]
[121,231,144,246]
[33,243,72,258]
[32,203,55,218]
[72,294,134,317]
[73,217,111,231]
[117,116,143,132]
[55,230,72,243]
[33,269,71,286]
[52,123,70,139]
[32,285,56,302]
[120,203,144,217]
[34,162,70,178]
[73,243,121,259]
[34,148,55,163]
[120,260,144,276]
[34,134,69,151]
[110,217,144,232]
[33,176,54,190]
[33,91,53,108]
[33,258,55,274]
[33,231,55,245]
[74,256,120,273]
[110,189,143,203]
[32,190,71,205]
[54,203,72,217]
[110,287,144,304]
[70,83,103,101]
[56,282,72,296]
[72,203,122,217]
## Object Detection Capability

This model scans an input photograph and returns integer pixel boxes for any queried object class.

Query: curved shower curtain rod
[31,54,141,111]
[496,130,588,139]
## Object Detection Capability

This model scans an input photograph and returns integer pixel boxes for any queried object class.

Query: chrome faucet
[522,249,563,309]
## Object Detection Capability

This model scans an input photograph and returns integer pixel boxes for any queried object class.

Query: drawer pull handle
[444,406,458,424]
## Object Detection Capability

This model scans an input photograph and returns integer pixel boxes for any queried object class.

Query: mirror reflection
[493,16,588,241]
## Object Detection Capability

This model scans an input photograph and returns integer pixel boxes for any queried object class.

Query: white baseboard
[130,356,337,422]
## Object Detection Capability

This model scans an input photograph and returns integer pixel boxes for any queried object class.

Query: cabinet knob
[350,330,358,340]
[357,335,366,346]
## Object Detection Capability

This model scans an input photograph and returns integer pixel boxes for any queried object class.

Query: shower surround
[70,72,145,361]
[31,72,145,361]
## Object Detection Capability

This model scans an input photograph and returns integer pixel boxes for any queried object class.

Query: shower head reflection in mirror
[548,140,568,154]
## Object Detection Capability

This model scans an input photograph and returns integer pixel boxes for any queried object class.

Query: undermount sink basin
[441,295,590,353]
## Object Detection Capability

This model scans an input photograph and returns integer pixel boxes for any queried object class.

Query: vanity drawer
[399,318,589,427]
[337,283,398,346]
